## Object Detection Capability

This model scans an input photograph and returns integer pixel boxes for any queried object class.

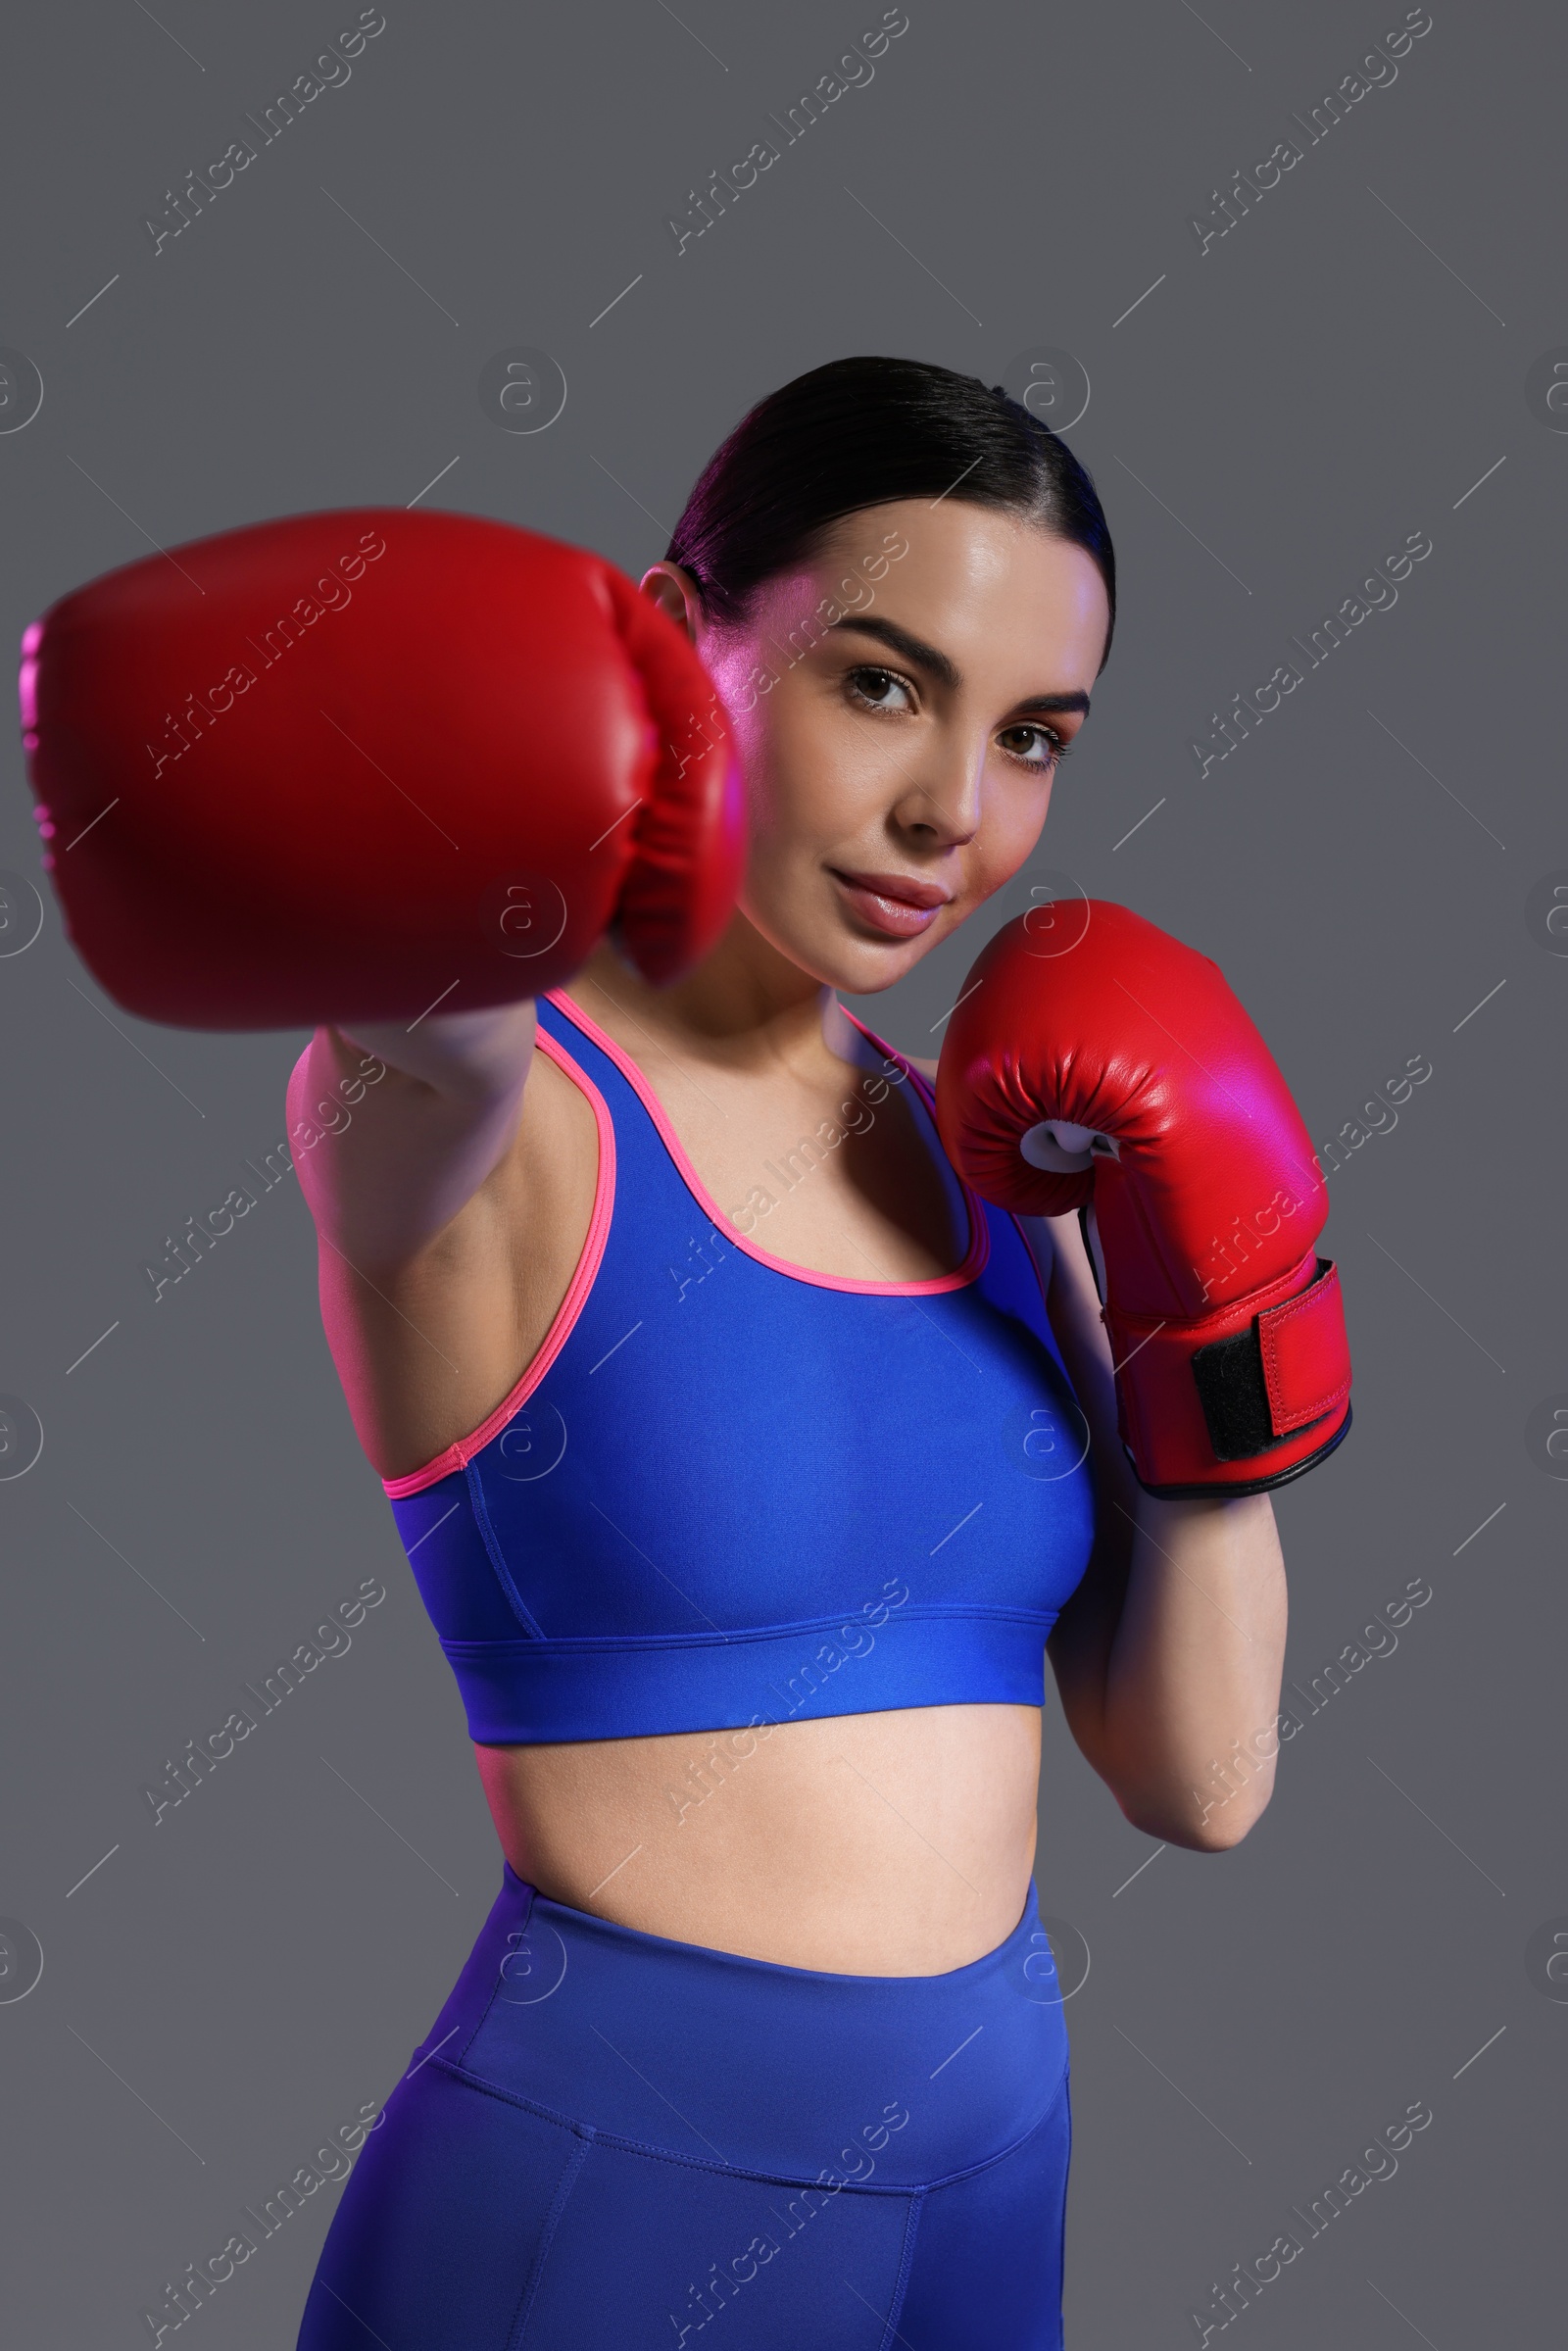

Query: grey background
[0,0,1560,2342]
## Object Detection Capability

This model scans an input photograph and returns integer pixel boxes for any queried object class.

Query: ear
[639,559,706,644]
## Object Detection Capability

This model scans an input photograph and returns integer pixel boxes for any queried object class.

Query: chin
[820,923,944,994]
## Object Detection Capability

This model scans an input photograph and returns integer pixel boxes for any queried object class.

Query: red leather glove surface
[20,508,743,1028]
[936,900,1351,1495]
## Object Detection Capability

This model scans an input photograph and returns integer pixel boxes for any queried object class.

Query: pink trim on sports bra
[380,1027,616,1498]
[547,986,990,1298]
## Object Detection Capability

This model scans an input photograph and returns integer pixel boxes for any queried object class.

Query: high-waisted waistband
[411,1862,1070,2193]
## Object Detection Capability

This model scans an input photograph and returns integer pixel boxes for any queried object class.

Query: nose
[889,736,983,848]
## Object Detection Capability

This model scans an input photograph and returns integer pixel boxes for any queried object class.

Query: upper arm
[286,999,603,1482]
[287,1001,540,1274]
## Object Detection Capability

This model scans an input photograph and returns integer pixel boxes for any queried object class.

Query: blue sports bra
[381,989,1096,1744]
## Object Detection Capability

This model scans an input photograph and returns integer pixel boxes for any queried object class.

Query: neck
[571,912,837,1073]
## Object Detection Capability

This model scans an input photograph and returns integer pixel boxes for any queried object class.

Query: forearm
[1035,1207,1290,1848]
[1062,1489,1288,1847]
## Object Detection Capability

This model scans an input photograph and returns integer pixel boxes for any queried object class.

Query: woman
[24,357,1348,2347]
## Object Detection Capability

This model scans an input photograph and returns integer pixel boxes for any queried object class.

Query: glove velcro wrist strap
[1105,1253,1352,1496]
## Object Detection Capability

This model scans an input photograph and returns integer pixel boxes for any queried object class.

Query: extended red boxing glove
[19,508,743,1028]
[936,900,1351,1496]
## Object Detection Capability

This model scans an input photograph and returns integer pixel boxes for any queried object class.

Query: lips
[829,867,953,940]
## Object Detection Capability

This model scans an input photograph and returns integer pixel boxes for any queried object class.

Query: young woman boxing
[24,356,1349,2348]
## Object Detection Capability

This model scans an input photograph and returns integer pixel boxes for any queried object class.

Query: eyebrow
[824,613,1091,718]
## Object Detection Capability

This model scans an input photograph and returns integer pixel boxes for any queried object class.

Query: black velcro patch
[1190,1324,1281,1462]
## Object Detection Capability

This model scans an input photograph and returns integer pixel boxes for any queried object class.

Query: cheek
[969,767,1054,892]
[744,681,880,847]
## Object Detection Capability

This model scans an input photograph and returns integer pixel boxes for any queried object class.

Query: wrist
[1104,1249,1351,1496]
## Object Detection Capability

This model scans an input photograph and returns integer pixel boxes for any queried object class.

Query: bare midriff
[473,1698,1043,1976]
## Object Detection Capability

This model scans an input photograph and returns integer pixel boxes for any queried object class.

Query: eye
[844,663,917,715]
[997,722,1071,774]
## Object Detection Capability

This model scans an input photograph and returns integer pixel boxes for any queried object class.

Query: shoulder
[907,1053,939,1084]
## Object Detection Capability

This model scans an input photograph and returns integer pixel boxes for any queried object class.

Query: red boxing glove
[19,508,743,1029]
[936,901,1351,1496]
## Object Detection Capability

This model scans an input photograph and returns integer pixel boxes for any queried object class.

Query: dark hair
[666,355,1116,668]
